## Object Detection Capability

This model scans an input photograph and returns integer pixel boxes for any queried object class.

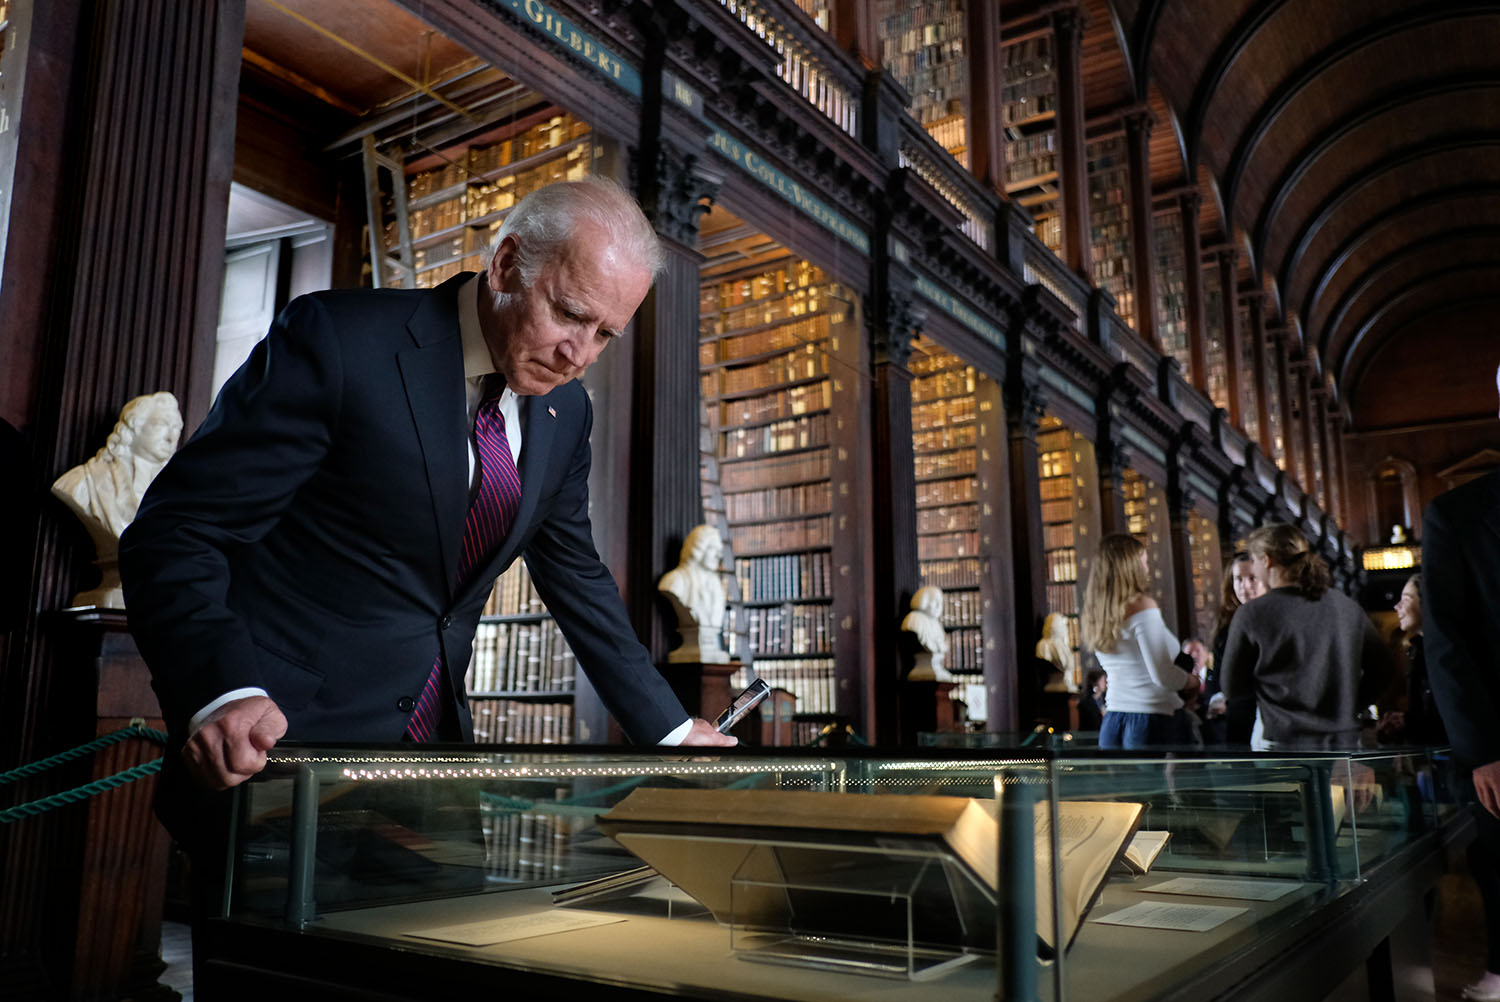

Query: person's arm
[120,296,341,771]
[521,393,730,746]
[1218,613,1257,702]
[1423,497,1500,812]
[1130,607,1194,691]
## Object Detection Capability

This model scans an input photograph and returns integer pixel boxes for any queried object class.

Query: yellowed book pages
[596,788,1140,953]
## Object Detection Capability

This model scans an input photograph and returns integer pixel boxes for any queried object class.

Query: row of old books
[705,345,830,399]
[916,475,977,506]
[719,448,830,493]
[717,381,831,425]
[943,625,984,674]
[744,602,833,657]
[721,412,830,460]
[467,619,576,695]
[917,504,979,534]
[481,799,583,881]
[913,421,977,453]
[918,530,980,560]
[482,559,547,618]
[735,550,833,603]
[919,555,981,590]
[739,658,837,715]
[699,259,823,314]
[725,515,832,555]
[471,699,573,745]
[914,446,978,481]
[724,480,831,522]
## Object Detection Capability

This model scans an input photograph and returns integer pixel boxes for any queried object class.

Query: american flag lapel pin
[547,406,557,418]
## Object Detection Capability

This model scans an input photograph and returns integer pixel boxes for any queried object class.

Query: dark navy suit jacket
[1423,466,1500,771]
[120,273,687,751]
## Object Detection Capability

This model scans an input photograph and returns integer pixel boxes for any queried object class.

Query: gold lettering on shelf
[839,482,848,496]
[841,616,853,630]
[838,447,848,461]
[839,515,848,530]
[840,565,850,576]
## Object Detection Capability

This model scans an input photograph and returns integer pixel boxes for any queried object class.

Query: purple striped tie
[406,379,522,741]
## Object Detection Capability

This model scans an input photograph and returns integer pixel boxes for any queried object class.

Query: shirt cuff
[656,717,694,746]
[188,688,270,736]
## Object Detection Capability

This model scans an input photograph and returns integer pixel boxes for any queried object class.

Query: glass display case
[200,744,1462,1001]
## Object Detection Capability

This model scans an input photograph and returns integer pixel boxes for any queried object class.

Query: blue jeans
[1099,710,1178,749]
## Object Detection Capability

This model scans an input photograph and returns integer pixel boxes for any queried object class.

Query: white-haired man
[122,176,732,816]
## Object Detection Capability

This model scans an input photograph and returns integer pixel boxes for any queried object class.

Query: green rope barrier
[0,722,167,787]
[0,759,163,824]
[0,722,168,824]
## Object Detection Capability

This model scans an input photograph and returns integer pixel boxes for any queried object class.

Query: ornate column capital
[873,292,924,368]
[648,150,722,246]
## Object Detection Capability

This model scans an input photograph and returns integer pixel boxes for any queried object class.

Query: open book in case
[211,745,1454,1001]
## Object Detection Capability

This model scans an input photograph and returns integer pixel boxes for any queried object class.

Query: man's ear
[487,235,520,293]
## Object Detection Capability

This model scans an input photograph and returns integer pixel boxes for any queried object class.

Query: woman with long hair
[1380,574,1447,745]
[1202,552,1265,744]
[1220,523,1394,750]
[1081,533,1199,749]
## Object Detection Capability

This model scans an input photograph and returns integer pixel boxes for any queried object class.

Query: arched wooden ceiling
[1113,0,1500,420]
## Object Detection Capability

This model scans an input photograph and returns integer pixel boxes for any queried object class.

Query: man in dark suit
[120,176,731,804]
[1424,361,1500,1002]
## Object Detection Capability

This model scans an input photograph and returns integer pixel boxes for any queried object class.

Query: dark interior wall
[1341,306,1500,544]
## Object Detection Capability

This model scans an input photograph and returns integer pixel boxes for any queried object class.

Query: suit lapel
[396,277,470,599]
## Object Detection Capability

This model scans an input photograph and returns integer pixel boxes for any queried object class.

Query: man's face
[132,409,181,464]
[483,225,652,396]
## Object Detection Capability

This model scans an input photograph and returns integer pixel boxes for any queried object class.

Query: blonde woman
[1220,523,1394,751]
[1081,533,1200,749]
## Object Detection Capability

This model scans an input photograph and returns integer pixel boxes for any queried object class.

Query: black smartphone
[713,677,771,734]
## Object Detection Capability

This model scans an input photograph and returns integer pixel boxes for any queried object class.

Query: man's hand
[679,717,738,747]
[182,695,288,790]
[1474,760,1500,818]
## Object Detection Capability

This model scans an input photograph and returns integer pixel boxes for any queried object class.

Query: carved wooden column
[1177,191,1207,394]
[1053,6,1091,279]
[1216,248,1243,428]
[1246,292,1274,458]
[1005,298,1053,732]
[1298,359,1317,498]
[965,0,1006,196]
[1166,431,1200,640]
[1125,111,1158,349]
[0,2,244,996]
[871,289,925,745]
[974,371,1018,732]
[1094,370,1133,535]
[1332,409,1351,528]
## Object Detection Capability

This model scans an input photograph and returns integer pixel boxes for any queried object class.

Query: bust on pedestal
[658,523,730,664]
[51,392,182,608]
[902,585,953,682]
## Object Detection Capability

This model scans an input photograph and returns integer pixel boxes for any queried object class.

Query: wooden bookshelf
[1188,511,1223,642]
[1153,206,1190,380]
[1002,31,1060,251]
[878,0,969,166]
[699,245,861,741]
[392,112,592,290]
[909,339,985,698]
[1088,135,1134,329]
[467,559,577,744]
[1265,332,1287,470]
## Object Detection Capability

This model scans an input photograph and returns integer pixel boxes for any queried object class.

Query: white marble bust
[902,585,953,682]
[52,391,182,608]
[658,523,729,664]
